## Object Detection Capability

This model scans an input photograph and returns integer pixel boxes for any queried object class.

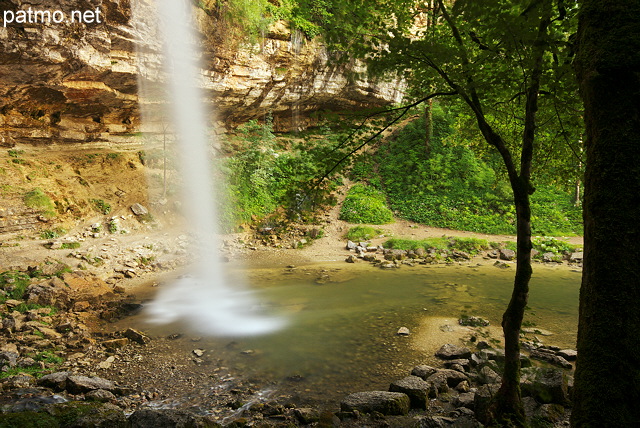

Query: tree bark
[572,1,640,426]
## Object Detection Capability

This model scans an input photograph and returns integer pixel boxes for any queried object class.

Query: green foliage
[0,271,30,302]
[0,410,60,426]
[532,236,577,255]
[383,236,490,255]
[221,119,343,229]
[339,183,394,224]
[61,242,81,250]
[90,199,111,215]
[107,219,118,233]
[24,188,56,218]
[345,226,383,241]
[383,237,449,251]
[40,228,66,240]
[7,149,24,158]
[353,110,583,235]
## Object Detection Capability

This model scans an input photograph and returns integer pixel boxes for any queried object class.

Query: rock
[102,338,129,350]
[435,344,472,360]
[193,349,204,357]
[38,371,70,391]
[346,240,357,250]
[443,359,470,371]
[0,350,19,368]
[389,376,431,409]
[569,251,583,262]
[499,248,516,261]
[123,328,150,345]
[2,373,36,389]
[426,369,469,393]
[66,375,117,394]
[474,384,501,425]
[397,327,410,336]
[86,389,117,402]
[49,402,127,427]
[477,366,502,385]
[411,365,438,380]
[294,408,320,424]
[340,391,410,415]
[130,203,149,216]
[557,349,577,361]
[345,255,357,263]
[520,367,569,405]
[529,349,572,369]
[454,392,476,409]
[542,252,557,262]
[458,316,490,327]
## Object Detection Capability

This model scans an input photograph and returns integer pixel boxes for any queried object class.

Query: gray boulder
[435,343,472,360]
[341,391,410,415]
[411,365,438,379]
[389,376,432,409]
[499,249,516,261]
[520,367,569,405]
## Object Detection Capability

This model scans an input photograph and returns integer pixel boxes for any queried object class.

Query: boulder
[340,391,410,415]
[66,375,117,394]
[557,349,577,361]
[294,408,320,424]
[477,366,502,385]
[397,327,410,336]
[454,392,476,410]
[529,349,572,369]
[520,367,569,405]
[411,365,438,379]
[389,376,432,409]
[38,371,70,391]
[499,249,516,261]
[435,343,472,360]
[426,369,469,392]
[123,328,151,345]
[49,402,127,428]
[474,384,500,425]
[130,203,149,216]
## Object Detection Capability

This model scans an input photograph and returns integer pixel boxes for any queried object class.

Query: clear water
[134,263,580,407]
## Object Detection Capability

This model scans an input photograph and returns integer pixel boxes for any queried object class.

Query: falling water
[134,0,285,336]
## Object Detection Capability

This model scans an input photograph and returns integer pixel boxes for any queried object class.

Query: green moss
[0,411,60,427]
[24,188,56,218]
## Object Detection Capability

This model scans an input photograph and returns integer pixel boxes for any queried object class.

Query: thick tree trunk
[572,1,640,426]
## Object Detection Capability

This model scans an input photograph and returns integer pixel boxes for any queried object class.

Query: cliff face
[0,0,404,147]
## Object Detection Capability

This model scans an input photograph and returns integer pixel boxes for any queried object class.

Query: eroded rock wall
[0,0,404,147]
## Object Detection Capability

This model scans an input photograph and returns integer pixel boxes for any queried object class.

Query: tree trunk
[572,1,640,426]
[488,181,531,426]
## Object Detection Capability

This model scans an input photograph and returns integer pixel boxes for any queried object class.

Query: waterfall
[133,0,285,336]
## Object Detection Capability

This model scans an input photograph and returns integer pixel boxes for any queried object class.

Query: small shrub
[107,219,118,233]
[90,199,111,215]
[339,184,394,224]
[345,226,383,241]
[532,236,577,256]
[40,228,66,240]
[61,242,81,249]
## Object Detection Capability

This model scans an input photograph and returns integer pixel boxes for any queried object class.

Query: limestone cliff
[0,0,404,147]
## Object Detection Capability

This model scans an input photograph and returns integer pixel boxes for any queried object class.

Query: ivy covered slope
[348,104,582,236]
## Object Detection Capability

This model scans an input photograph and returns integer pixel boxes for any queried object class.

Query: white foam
[134,0,285,337]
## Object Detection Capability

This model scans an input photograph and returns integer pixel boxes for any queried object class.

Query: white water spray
[136,0,285,336]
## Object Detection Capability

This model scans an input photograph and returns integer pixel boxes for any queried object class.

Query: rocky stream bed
[0,214,580,427]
